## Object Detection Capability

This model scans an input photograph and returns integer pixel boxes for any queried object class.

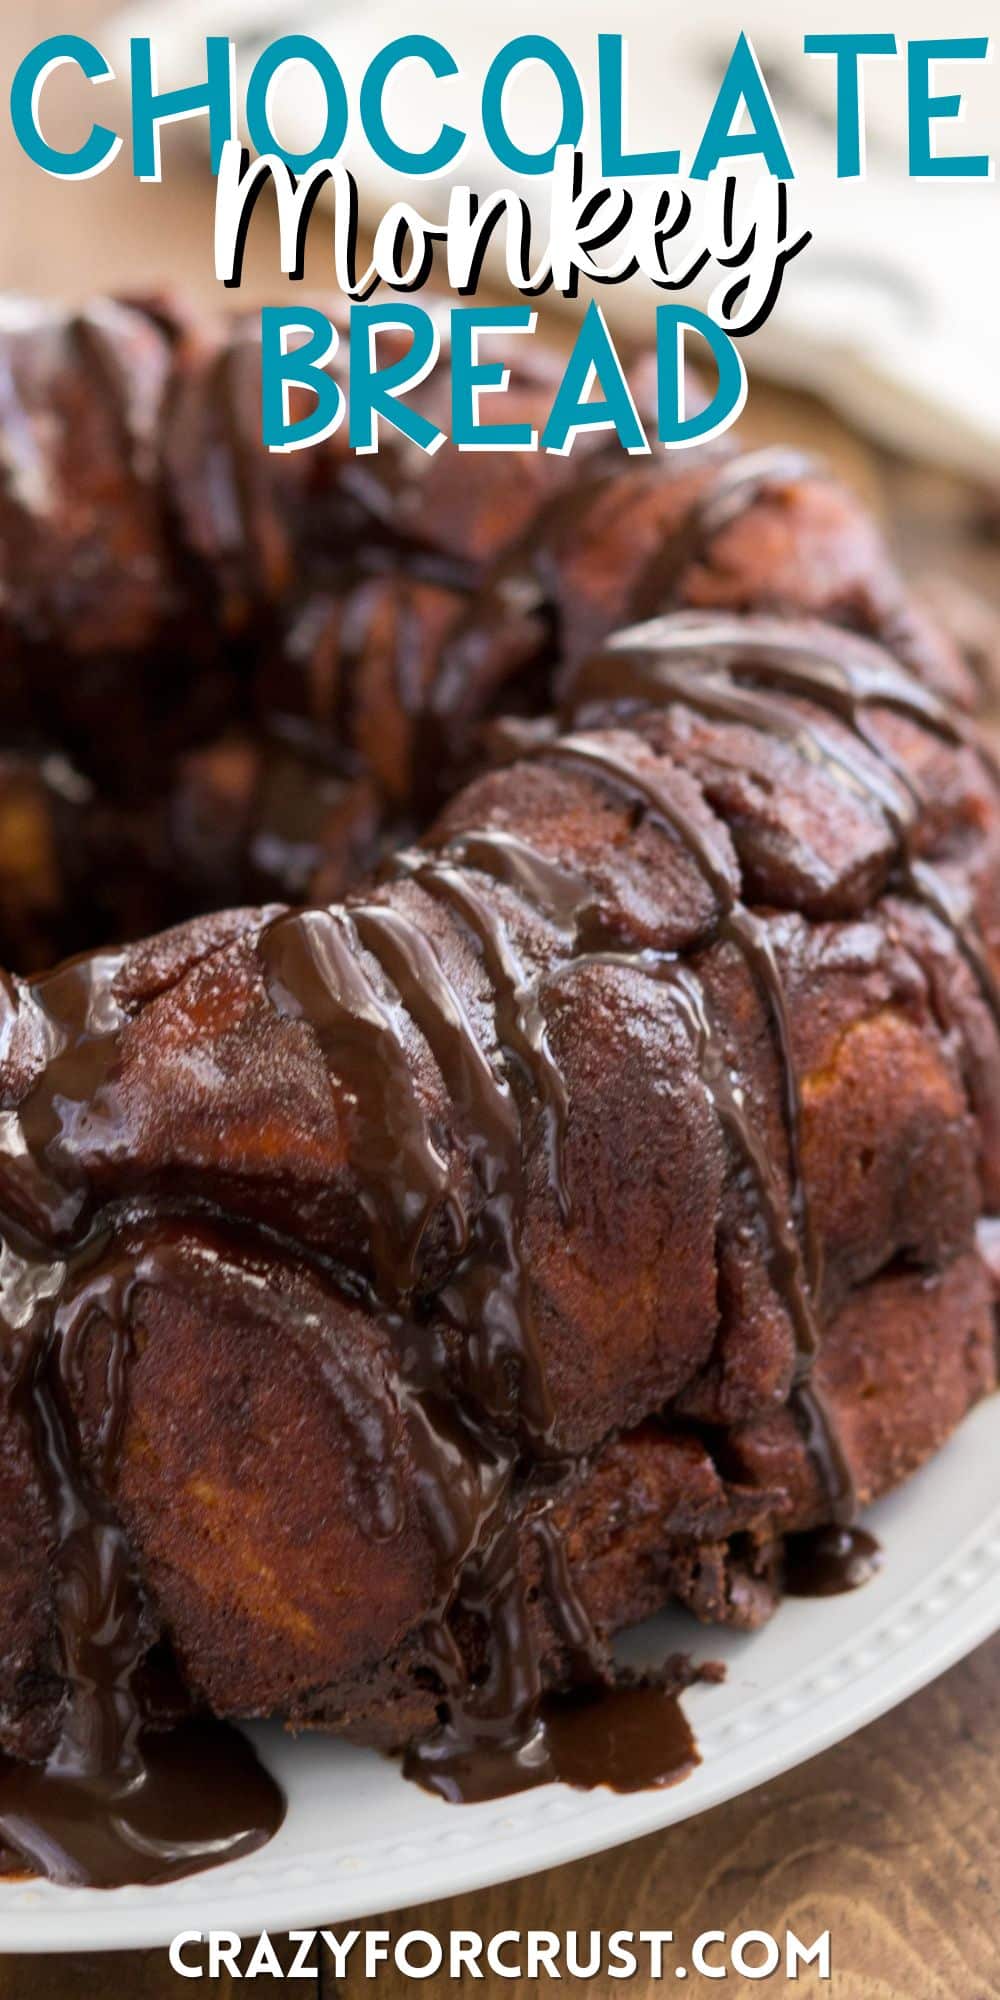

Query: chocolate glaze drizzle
[783,1525,882,1599]
[265,597,955,1795]
[268,753,811,1802]
[0,1721,283,1890]
[265,876,600,1800]
[0,1216,284,1885]
[422,443,807,775]
[574,610,1000,1037]
[1,442,994,1866]
[568,607,1000,1536]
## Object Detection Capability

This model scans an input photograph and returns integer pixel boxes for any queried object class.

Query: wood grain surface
[0,6,997,1993]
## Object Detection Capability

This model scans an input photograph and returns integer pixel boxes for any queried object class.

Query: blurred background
[1,0,999,643]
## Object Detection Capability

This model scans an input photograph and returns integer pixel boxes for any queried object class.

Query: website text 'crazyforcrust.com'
[168,1926,832,1981]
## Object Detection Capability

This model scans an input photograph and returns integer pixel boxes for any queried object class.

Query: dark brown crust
[1,656,997,1759]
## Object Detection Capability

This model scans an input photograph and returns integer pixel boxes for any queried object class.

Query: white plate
[3,1394,999,1953]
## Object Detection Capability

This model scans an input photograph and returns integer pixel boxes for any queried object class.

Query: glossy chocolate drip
[348,877,611,1769]
[578,611,1000,1035]
[2,950,128,1239]
[443,830,594,935]
[789,1379,858,1530]
[403,1517,556,1803]
[0,1342,285,1883]
[351,894,548,1441]
[572,632,915,847]
[329,686,859,1775]
[0,1045,288,1896]
[263,869,612,1795]
[693,448,817,542]
[541,735,824,1371]
[530,1508,608,1685]
[256,938,491,1625]
[374,691,873,1736]
[265,800,748,1798]
[557,608,1000,1530]
[554,614,998,1524]
[393,848,574,1223]
[406,1675,699,1805]
[446,822,820,1367]
[597,611,962,736]
[783,1524,882,1597]
[0,1719,282,1889]
[261,906,462,1297]
[577,950,822,1377]
[7,304,994,1838]
[492,602,992,1568]
[422,430,767,765]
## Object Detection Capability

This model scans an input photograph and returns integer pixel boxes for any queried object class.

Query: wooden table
[0,7,998,1992]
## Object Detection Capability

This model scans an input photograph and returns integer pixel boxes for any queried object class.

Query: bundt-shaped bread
[0,297,997,1856]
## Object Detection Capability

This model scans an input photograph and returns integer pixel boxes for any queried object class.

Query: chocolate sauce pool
[12,447,993,1881]
[406,1679,700,1806]
[0,1720,283,1889]
[784,1526,883,1598]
